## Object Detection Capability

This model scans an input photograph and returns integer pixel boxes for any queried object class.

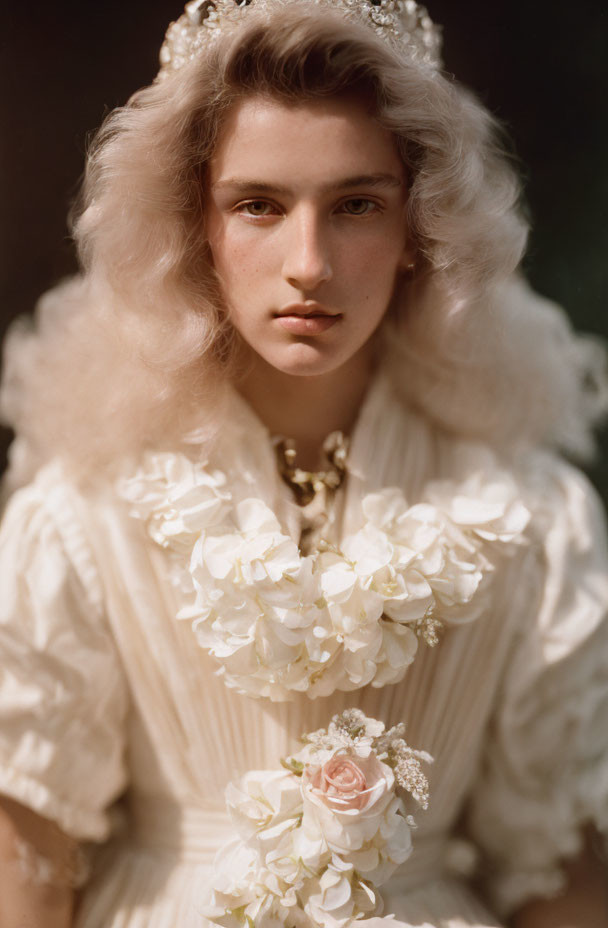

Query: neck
[235,346,375,470]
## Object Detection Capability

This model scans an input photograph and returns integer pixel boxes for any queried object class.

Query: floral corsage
[199,709,431,928]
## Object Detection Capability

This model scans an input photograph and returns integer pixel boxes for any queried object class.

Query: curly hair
[1,6,605,490]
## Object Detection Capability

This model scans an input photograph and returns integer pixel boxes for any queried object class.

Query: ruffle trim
[0,758,111,843]
[473,631,608,917]
[488,752,608,917]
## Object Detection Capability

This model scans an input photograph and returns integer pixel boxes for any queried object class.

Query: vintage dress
[1,371,607,927]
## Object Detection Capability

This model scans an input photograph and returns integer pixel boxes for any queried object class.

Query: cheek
[208,211,268,288]
[336,223,408,283]
[334,242,404,313]
[216,231,277,295]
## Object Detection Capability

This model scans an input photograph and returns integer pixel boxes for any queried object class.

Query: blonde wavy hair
[2,6,606,490]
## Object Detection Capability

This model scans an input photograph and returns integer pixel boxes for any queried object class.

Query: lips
[274,302,342,336]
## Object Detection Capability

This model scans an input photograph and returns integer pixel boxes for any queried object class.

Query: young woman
[0,2,607,927]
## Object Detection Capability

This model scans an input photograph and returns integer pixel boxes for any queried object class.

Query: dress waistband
[129,794,449,890]
[130,795,235,863]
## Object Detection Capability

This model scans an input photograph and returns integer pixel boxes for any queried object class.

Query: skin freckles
[206,94,414,383]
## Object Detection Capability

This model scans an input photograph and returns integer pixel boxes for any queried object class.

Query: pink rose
[298,749,401,864]
[310,755,370,811]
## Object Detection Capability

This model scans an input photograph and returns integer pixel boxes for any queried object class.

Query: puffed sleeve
[0,465,129,842]
[465,455,608,917]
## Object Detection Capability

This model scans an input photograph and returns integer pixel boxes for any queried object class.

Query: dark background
[2,1,607,495]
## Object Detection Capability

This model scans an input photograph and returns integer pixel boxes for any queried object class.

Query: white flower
[199,833,305,927]
[118,451,230,552]
[185,498,332,699]
[301,863,382,927]
[225,769,302,842]
[426,471,530,543]
[119,452,529,700]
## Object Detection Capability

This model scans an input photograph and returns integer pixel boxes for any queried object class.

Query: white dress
[1,372,607,928]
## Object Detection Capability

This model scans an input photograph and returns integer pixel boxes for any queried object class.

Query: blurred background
[1,0,607,496]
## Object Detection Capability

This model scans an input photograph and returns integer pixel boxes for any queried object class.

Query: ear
[398,241,417,274]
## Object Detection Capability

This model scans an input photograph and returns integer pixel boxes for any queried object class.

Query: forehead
[209,94,405,187]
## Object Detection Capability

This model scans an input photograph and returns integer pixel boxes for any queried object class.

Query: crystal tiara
[159,0,443,77]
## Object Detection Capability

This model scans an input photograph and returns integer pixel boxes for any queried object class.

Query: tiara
[159,0,443,77]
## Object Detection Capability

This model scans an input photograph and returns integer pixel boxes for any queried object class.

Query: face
[206,93,413,378]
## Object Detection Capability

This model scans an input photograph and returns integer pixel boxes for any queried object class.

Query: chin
[265,342,350,378]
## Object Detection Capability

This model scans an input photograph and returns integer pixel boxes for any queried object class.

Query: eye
[339,198,380,216]
[235,199,279,218]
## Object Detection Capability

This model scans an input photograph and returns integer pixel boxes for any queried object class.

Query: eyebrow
[211,173,404,194]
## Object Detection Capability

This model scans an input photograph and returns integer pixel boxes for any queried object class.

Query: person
[0,1,607,926]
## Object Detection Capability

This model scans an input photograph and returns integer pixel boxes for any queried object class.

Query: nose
[281,208,332,292]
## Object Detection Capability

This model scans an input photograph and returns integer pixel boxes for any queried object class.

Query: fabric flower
[119,452,529,700]
[300,863,382,927]
[295,749,413,885]
[313,755,370,809]
[118,451,230,553]
[225,769,303,841]
[426,471,530,543]
[300,752,396,851]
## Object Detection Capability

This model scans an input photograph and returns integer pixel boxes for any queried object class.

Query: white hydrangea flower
[300,863,383,927]
[118,451,230,553]
[426,471,531,543]
[119,453,529,700]
[225,769,303,841]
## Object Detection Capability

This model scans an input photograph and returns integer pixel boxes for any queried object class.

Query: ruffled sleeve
[465,455,608,917]
[0,465,129,842]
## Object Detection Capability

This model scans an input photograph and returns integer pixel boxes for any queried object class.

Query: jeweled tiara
[159,0,443,77]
